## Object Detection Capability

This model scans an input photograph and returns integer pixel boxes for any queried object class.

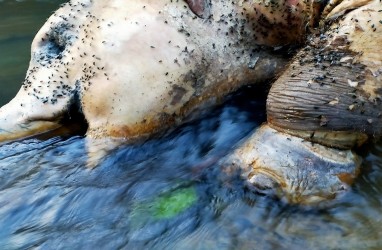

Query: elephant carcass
[228,0,382,204]
[0,0,308,142]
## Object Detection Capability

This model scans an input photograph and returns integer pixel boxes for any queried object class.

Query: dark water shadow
[0,86,381,249]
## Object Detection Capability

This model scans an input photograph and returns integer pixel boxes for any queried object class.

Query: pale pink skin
[1,0,379,204]
[0,0,309,142]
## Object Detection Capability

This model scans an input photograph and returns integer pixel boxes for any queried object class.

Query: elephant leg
[268,0,382,148]
[224,0,382,205]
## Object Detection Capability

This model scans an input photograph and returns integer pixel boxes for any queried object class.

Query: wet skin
[0,0,308,142]
[0,0,381,204]
[237,0,382,203]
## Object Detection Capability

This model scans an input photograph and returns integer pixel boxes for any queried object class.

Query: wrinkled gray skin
[0,0,381,205]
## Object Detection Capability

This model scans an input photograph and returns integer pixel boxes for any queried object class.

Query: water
[0,0,64,106]
[0,1,381,249]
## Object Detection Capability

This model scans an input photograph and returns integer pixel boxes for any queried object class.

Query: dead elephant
[0,0,381,204]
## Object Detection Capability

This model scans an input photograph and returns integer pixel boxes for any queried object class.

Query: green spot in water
[129,184,198,229]
[152,187,197,219]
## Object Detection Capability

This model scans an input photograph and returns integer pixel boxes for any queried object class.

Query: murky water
[0,1,381,249]
[0,0,64,106]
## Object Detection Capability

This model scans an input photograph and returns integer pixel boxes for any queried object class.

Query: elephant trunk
[0,100,61,143]
[0,86,82,144]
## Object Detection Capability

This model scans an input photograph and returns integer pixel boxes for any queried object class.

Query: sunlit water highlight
[0,1,381,249]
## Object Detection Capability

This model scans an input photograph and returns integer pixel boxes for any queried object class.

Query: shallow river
[0,1,381,249]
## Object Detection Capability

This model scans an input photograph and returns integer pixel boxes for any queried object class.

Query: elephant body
[0,0,381,204]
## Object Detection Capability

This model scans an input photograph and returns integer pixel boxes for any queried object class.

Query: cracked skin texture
[217,0,382,204]
[267,0,382,149]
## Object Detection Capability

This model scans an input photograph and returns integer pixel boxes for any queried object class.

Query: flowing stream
[0,1,381,249]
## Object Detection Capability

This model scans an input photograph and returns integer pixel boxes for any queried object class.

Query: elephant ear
[185,0,210,18]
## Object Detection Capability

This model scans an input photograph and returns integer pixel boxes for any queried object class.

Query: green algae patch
[152,187,197,219]
[129,185,198,228]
